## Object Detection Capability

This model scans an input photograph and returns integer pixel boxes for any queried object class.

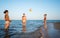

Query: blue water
[0,20,43,32]
[0,20,60,32]
[0,20,60,38]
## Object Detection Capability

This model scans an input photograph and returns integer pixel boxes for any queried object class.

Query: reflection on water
[47,22,60,38]
[22,26,26,32]
[0,20,60,38]
[4,30,10,38]
[54,22,60,30]
[0,20,43,38]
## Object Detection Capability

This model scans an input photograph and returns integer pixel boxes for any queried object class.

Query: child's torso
[5,15,10,21]
[22,16,26,22]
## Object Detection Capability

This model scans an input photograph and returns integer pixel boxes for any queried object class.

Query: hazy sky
[0,0,60,20]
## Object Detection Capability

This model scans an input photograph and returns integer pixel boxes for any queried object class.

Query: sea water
[0,20,60,38]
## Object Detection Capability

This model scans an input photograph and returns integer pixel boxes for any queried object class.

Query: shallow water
[0,20,43,38]
[0,20,60,38]
[47,23,60,38]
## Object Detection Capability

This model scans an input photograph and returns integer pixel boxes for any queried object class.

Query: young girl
[4,10,11,30]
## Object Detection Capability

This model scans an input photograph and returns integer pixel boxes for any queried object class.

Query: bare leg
[22,22,26,32]
[44,20,47,30]
[5,23,10,31]
[40,28,44,38]
[44,20,49,38]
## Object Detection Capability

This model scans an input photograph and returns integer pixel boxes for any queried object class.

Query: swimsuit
[23,20,26,23]
[5,21,10,24]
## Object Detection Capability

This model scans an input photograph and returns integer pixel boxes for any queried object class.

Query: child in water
[22,13,26,26]
[44,14,47,30]
[22,13,26,32]
[4,10,11,30]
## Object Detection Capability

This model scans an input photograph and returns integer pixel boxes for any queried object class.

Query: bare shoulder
[24,16,26,17]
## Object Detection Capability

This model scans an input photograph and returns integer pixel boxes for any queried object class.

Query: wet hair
[44,14,47,16]
[23,13,25,15]
[4,10,8,14]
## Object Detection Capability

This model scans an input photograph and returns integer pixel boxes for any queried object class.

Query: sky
[0,0,60,20]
